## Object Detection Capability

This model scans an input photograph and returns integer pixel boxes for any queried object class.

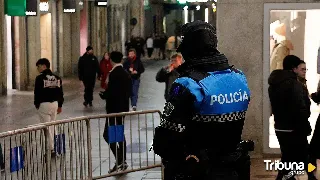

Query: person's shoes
[108,162,128,174]
[83,102,88,107]
[89,102,93,107]
[132,106,137,111]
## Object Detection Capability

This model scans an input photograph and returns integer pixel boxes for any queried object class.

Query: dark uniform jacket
[34,69,64,109]
[268,70,311,135]
[105,65,132,114]
[78,53,101,81]
[153,53,250,162]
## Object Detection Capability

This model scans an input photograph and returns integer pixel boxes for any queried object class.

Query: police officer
[152,21,252,179]
[34,58,64,155]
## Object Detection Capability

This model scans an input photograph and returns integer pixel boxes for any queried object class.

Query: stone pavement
[0,59,320,179]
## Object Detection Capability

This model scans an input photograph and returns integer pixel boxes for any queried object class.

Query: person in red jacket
[100,52,113,89]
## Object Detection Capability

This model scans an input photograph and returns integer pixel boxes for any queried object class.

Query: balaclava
[176,21,229,72]
[177,20,219,60]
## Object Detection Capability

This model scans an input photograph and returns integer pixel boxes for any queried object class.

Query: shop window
[268,9,320,148]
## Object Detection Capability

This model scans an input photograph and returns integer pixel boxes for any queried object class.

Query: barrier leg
[45,128,51,180]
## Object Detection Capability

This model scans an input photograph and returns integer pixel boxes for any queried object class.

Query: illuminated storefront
[40,0,53,71]
[263,3,320,153]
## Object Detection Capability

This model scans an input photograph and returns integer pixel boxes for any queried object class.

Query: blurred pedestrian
[99,52,112,90]
[156,54,183,101]
[146,35,154,58]
[123,49,145,111]
[78,46,101,107]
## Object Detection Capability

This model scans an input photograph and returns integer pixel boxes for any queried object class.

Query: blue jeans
[131,79,140,107]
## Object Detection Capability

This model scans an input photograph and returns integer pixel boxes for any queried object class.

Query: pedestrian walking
[34,58,64,156]
[78,46,101,107]
[123,49,145,111]
[155,53,183,101]
[103,51,131,173]
[268,55,316,180]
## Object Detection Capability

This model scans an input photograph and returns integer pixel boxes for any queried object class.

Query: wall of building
[165,10,183,37]
[70,3,81,75]
[150,0,164,35]
[26,0,41,89]
[131,0,145,37]
[14,17,28,90]
[40,14,52,65]
[216,0,314,156]
[80,3,88,56]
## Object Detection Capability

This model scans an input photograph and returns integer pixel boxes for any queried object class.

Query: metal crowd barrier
[0,109,163,180]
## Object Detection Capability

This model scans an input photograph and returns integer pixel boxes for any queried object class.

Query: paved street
[0,59,319,179]
[0,59,166,180]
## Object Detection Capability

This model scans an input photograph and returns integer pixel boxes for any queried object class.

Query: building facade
[0,0,144,95]
[217,0,320,156]
[145,0,217,37]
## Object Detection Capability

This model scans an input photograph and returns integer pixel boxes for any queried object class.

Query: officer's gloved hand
[186,155,199,162]
[185,155,202,177]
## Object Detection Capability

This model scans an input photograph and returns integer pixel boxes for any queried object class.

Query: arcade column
[89,2,100,56]
[57,0,64,76]
[71,0,81,74]
[150,0,164,35]
[99,5,107,54]
[26,0,41,89]
[57,0,81,76]
[130,0,145,37]
[0,0,7,95]
[13,17,27,90]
